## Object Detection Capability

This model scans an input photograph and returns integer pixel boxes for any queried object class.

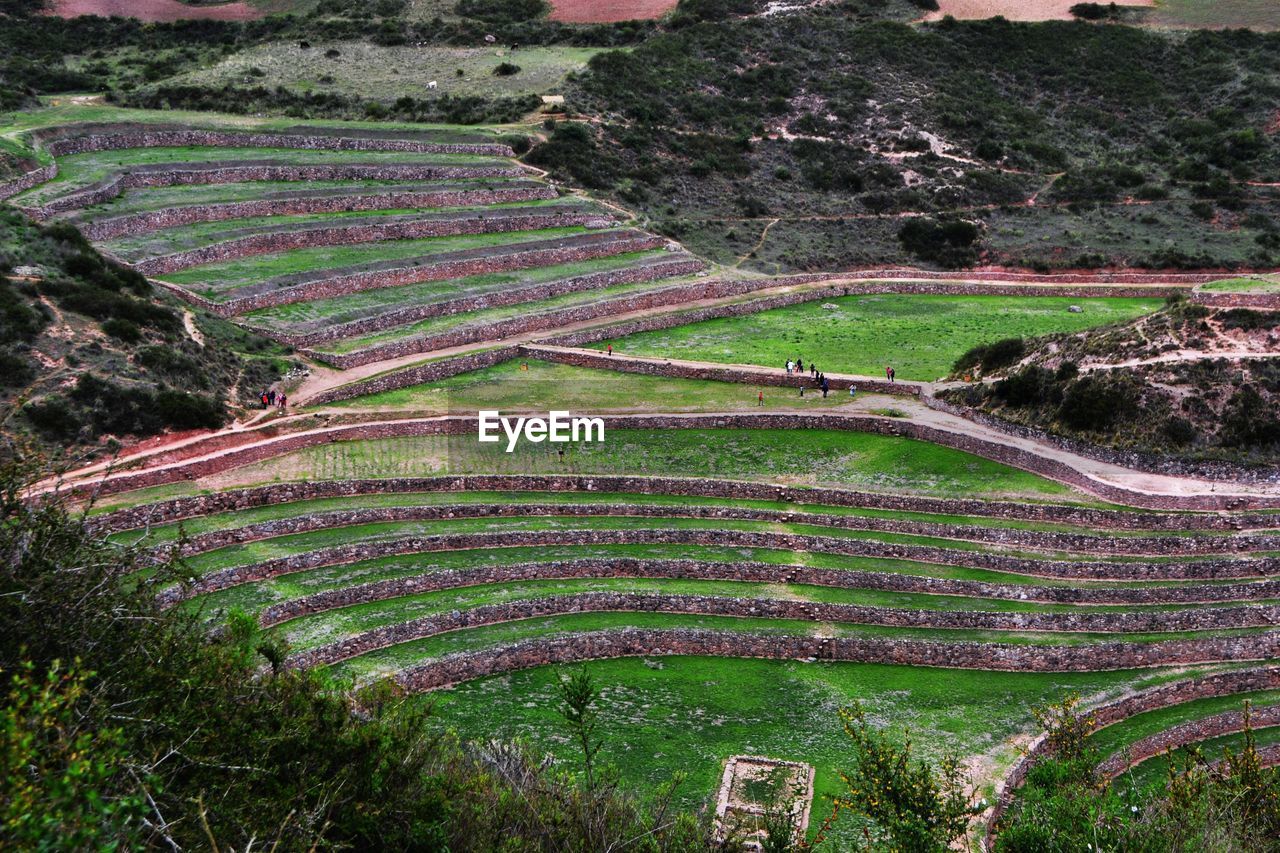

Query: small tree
[832,702,981,851]
[557,668,602,790]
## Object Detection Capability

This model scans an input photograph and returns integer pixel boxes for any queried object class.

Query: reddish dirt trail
[48,0,264,21]
[548,0,677,22]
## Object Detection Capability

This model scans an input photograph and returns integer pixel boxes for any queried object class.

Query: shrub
[953,337,1024,376]
[898,217,979,268]
[456,0,546,23]
[1057,375,1134,431]
[995,365,1054,407]
[493,62,521,77]
[100,317,141,343]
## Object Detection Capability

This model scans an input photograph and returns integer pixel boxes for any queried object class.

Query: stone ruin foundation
[713,755,815,850]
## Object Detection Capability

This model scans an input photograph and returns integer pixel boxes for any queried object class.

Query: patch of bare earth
[925,0,1152,22]
[48,0,264,22]
[548,0,677,23]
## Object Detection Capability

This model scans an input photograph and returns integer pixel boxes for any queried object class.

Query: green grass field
[609,294,1163,380]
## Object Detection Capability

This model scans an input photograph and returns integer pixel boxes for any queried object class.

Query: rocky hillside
[942,295,1280,465]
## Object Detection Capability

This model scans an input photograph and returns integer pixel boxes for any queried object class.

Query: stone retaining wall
[278,257,707,348]
[78,184,557,241]
[524,345,918,397]
[925,394,1280,486]
[282,592,1280,670]
[985,666,1280,844]
[22,163,522,219]
[1192,290,1280,310]
[1095,704,1280,778]
[391,629,1280,693]
[41,127,513,158]
[0,164,58,201]
[213,233,665,316]
[256,559,1280,627]
[309,268,828,368]
[307,348,520,406]
[132,209,612,276]
[159,528,1278,605]
[165,502,1279,559]
[86,475,1244,533]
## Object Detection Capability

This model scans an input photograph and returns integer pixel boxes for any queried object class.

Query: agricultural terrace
[9,112,1279,847]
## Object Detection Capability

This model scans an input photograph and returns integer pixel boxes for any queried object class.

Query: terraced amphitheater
[6,112,1279,849]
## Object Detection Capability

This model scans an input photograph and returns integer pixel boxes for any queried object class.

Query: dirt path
[1079,350,1280,372]
[182,311,206,347]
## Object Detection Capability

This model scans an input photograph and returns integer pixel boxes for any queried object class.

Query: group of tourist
[785,357,834,398]
[260,388,287,410]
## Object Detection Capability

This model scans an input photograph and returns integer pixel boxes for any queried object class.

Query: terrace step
[73,181,558,240]
[270,255,706,349]
[177,229,665,316]
[21,161,524,218]
[127,206,614,275]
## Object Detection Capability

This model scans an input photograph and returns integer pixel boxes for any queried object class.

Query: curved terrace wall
[210,232,666,316]
[281,592,1280,670]
[131,209,613,276]
[524,344,918,398]
[23,163,523,219]
[66,414,1280,511]
[390,629,1280,693]
[159,528,1279,605]
[39,127,514,158]
[1193,290,1280,310]
[986,666,1280,843]
[163,502,1280,560]
[1095,704,1280,778]
[88,476,1278,535]
[256,559,1280,627]
[0,164,58,202]
[278,257,707,348]
[77,185,558,241]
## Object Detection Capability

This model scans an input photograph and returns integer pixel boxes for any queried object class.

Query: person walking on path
[821,378,830,398]
[757,390,765,407]
[885,366,891,381]
[278,393,287,409]
[811,364,817,378]
[797,358,804,374]
[849,384,856,398]
[786,360,793,375]
[260,391,269,409]
[607,344,613,356]
[889,367,896,383]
